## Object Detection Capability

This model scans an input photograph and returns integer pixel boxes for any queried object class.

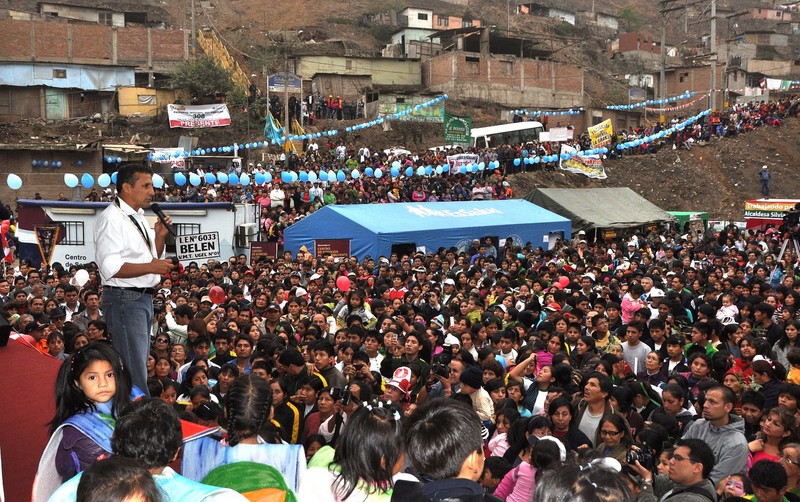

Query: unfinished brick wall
[0,20,186,67]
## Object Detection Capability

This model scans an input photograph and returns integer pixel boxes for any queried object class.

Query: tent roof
[319,200,569,234]
[526,187,676,232]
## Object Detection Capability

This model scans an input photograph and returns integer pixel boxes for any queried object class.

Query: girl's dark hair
[534,462,633,502]
[532,439,563,483]
[331,403,403,499]
[223,374,273,447]
[179,365,208,397]
[50,342,132,435]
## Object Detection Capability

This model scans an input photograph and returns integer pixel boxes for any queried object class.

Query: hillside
[508,117,800,221]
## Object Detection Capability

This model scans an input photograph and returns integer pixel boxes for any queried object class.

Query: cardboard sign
[176,232,220,261]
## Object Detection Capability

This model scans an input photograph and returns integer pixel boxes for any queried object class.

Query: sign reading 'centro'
[176,232,220,261]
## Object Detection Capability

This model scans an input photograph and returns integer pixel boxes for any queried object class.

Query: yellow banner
[744,200,799,212]
[588,119,613,148]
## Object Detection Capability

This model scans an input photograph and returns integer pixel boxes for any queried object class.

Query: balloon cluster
[148,95,449,161]
[512,108,584,116]
[104,156,124,163]
[63,172,118,189]
[31,160,65,168]
[607,91,695,110]
[510,146,611,166]
[615,109,711,150]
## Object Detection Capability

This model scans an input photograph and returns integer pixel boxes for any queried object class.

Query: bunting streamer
[645,94,708,112]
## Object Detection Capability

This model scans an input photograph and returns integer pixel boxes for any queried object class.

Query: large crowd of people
[14,208,800,501]
[13,95,800,501]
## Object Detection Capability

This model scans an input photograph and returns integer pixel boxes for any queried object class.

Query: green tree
[170,56,234,101]
[618,8,642,32]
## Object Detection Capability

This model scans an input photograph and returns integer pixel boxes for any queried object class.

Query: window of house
[98,12,113,25]
[679,72,689,83]
[396,97,405,104]
[500,61,513,75]
[53,69,67,79]
[463,20,473,27]
[418,13,428,21]
[58,221,84,245]
[438,17,448,27]
[466,57,480,75]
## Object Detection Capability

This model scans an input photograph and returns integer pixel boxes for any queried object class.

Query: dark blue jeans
[103,287,153,395]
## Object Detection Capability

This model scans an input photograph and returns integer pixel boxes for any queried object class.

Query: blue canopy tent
[283,200,571,259]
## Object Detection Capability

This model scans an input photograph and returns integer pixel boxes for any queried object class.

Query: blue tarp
[283,200,571,259]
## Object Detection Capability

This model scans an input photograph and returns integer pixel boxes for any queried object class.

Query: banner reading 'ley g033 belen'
[167,104,232,128]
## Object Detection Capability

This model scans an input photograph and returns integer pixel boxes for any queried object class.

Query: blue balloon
[240,173,251,186]
[266,172,274,183]
[390,167,399,177]
[281,171,291,183]
[6,174,22,190]
[405,167,414,177]
[513,158,521,166]
[189,173,202,186]
[424,166,432,176]
[205,173,216,184]
[229,173,239,185]
[79,173,94,189]
[299,171,308,182]
[459,165,467,174]
[56,161,62,167]
[64,173,79,188]
[374,168,383,179]
[392,161,401,170]
[435,165,443,175]
[318,170,328,182]
[327,170,336,182]
[364,167,374,177]
[443,164,450,173]
[417,166,426,176]
[522,150,529,157]
[215,172,227,184]
[116,157,122,163]
[478,162,485,170]
[523,157,530,165]
[76,160,83,166]
[351,169,360,179]
[151,174,164,189]
[337,170,346,182]
[98,173,111,187]
[31,160,37,167]
[44,161,50,167]
[307,171,317,183]
[255,172,265,184]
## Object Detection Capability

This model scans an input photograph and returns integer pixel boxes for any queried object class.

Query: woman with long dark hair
[298,402,414,501]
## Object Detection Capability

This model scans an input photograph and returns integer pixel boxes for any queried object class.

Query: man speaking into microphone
[94,164,175,394]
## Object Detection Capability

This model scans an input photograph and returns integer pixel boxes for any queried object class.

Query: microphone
[150,203,176,237]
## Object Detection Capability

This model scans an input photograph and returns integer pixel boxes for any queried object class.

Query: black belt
[105,285,156,295]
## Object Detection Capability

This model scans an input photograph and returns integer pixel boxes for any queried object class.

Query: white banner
[446,154,480,169]
[558,144,607,179]
[176,232,220,261]
[167,104,231,129]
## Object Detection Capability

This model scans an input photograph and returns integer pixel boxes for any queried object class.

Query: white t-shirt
[579,409,603,443]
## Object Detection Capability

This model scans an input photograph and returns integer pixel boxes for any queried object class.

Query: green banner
[379,103,445,123]
[444,114,472,145]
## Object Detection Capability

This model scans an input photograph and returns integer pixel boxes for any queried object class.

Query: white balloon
[74,269,90,287]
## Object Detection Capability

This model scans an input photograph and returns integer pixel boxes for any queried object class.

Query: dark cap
[49,307,66,319]
[25,321,45,333]
[266,303,281,311]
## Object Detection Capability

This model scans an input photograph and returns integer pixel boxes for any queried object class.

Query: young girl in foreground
[34,342,141,501]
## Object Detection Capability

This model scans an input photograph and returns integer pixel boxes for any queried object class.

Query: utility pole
[284,50,289,138]
[709,0,717,110]
[190,0,196,53]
